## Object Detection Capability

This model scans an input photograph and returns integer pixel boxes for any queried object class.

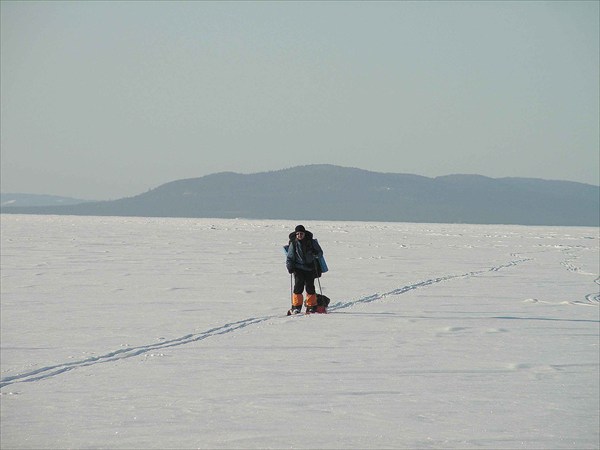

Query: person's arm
[312,239,323,258]
[286,242,295,273]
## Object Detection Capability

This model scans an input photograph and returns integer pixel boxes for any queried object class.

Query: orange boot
[305,294,317,313]
[290,293,303,314]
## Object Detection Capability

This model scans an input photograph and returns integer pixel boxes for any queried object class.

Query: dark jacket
[286,230,323,273]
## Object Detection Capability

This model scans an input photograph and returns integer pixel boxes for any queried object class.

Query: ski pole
[314,259,323,296]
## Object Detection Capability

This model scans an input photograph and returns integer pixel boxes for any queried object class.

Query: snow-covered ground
[1,214,598,449]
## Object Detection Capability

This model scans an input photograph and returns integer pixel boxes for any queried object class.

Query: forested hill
[2,165,598,226]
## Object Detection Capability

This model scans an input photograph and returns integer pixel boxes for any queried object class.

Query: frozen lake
[1,214,598,449]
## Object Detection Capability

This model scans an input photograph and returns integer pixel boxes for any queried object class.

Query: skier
[286,225,324,314]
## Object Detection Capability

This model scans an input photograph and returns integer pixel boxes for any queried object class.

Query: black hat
[295,225,306,233]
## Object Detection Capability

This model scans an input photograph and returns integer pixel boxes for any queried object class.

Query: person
[286,224,324,314]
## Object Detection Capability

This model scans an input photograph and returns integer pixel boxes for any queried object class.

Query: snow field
[1,215,598,449]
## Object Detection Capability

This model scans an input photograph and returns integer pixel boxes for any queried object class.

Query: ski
[286,306,328,316]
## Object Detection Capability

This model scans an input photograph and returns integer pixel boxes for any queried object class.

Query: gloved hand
[287,267,294,274]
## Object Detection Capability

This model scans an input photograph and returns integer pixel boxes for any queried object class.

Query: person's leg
[304,273,317,311]
[291,271,306,312]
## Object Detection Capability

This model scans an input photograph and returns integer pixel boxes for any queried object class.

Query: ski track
[0,255,556,390]
[583,276,600,305]
[558,247,599,306]
[329,257,531,311]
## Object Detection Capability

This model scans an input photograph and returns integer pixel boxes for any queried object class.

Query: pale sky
[1,1,598,200]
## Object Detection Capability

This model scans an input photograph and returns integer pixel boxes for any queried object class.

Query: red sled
[315,294,330,313]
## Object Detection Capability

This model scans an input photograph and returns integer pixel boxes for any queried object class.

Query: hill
[0,193,89,208]
[2,165,598,226]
